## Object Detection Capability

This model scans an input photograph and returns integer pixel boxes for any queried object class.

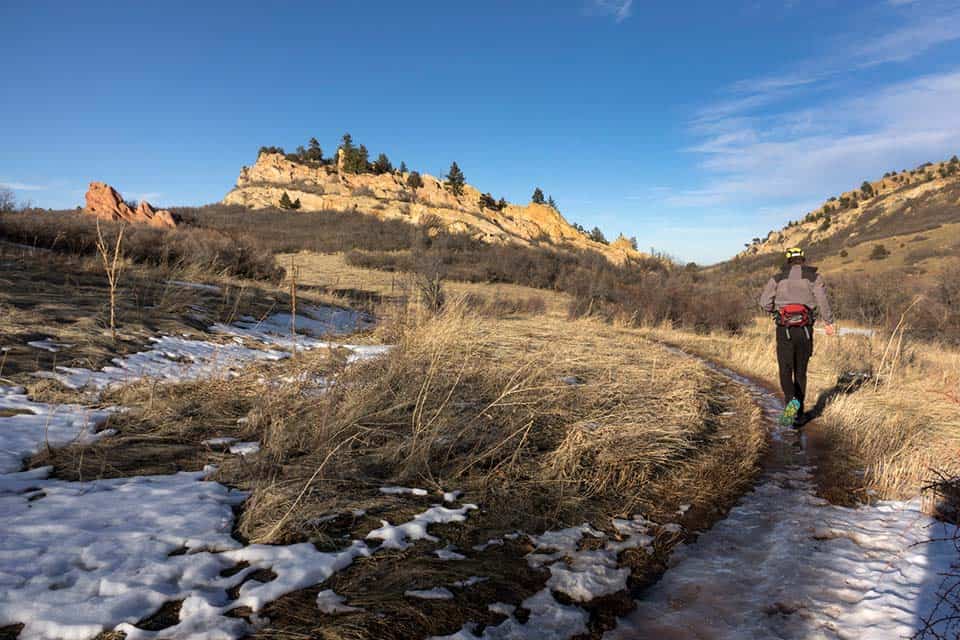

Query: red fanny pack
[778,304,812,327]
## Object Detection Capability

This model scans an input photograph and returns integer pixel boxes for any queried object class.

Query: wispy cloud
[697,5,960,126]
[669,69,960,210]
[132,192,162,203]
[0,181,47,191]
[586,0,633,23]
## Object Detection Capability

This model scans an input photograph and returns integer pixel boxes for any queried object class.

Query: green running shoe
[779,398,801,426]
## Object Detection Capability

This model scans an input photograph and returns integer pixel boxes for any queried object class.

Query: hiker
[759,247,835,426]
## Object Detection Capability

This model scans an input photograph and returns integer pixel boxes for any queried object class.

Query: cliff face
[223,153,639,262]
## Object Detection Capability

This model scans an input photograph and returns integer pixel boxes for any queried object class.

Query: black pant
[776,325,813,414]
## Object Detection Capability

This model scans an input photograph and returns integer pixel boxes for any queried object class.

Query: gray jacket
[759,264,834,324]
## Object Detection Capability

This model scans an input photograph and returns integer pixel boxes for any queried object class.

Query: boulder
[83,182,177,229]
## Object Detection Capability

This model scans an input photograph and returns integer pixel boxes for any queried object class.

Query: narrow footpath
[605,352,958,640]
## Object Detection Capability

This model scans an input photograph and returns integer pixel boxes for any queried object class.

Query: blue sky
[2,0,959,263]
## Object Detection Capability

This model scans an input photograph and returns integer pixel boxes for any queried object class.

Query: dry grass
[641,318,960,503]
[29,290,766,639]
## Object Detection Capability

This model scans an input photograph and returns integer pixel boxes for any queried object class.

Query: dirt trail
[605,350,958,640]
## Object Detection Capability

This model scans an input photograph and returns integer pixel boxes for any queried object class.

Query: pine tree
[279,192,295,210]
[531,188,545,204]
[446,162,465,196]
[372,153,393,175]
[589,227,608,244]
[547,195,558,211]
[296,145,307,161]
[479,193,497,209]
[399,161,408,173]
[292,197,302,210]
[357,145,370,173]
[860,181,874,198]
[307,137,323,162]
[497,197,508,210]
[407,171,423,189]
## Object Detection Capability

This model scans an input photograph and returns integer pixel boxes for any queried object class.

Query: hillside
[734,156,960,276]
[223,151,641,263]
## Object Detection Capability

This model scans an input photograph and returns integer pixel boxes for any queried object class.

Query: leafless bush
[179,203,416,253]
[0,210,283,281]
[0,188,16,213]
[95,220,126,340]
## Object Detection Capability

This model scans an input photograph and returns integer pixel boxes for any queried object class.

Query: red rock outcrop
[83,182,177,229]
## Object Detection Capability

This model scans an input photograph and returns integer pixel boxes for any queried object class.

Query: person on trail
[759,247,836,427]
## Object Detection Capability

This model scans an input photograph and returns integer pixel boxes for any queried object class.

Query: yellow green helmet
[785,247,805,260]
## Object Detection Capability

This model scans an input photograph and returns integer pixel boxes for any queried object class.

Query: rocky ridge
[739,158,960,258]
[84,182,177,229]
[223,152,639,262]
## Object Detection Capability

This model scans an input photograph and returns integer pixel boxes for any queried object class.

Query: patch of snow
[379,485,429,497]
[166,280,222,293]
[316,589,361,614]
[27,339,72,353]
[36,335,288,390]
[441,518,656,639]
[0,468,246,640]
[228,441,259,456]
[451,576,488,588]
[366,504,478,550]
[472,538,505,552]
[487,602,516,616]
[432,589,589,640]
[0,387,112,473]
[435,545,467,561]
[202,437,237,446]
[405,587,454,600]
[443,490,463,503]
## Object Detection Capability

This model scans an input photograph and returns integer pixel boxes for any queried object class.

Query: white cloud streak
[669,69,960,209]
[587,0,633,23]
[0,181,47,191]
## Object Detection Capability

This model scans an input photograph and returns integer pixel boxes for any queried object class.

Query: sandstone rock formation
[84,182,177,229]
[223,152,640,262]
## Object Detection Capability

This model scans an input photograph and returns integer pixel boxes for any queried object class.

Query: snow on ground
[27,338,72,353]
[0,305,403,639]
[435,545,467,561]
[1,463,480,640]
[0,387,112,473]
[36,305,386,392]
[227,441,260,456]
[35,335,289,390]
[379,485,429,496]
[603,355,960,640]
[435,518,656,639]
[166,280,222,293]
[213,304,376,351]
[367,504,479,550]
[316,589,362,614]
[406,588,455,600]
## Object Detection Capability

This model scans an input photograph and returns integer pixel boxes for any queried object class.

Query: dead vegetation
[31,295,765,639]
[0,209,283,281]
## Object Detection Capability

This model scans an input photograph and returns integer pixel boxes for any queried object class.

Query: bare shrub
[95,220,126,340]
[0,210,283,281]
[0,188,16,213]
[179,204,416,254]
